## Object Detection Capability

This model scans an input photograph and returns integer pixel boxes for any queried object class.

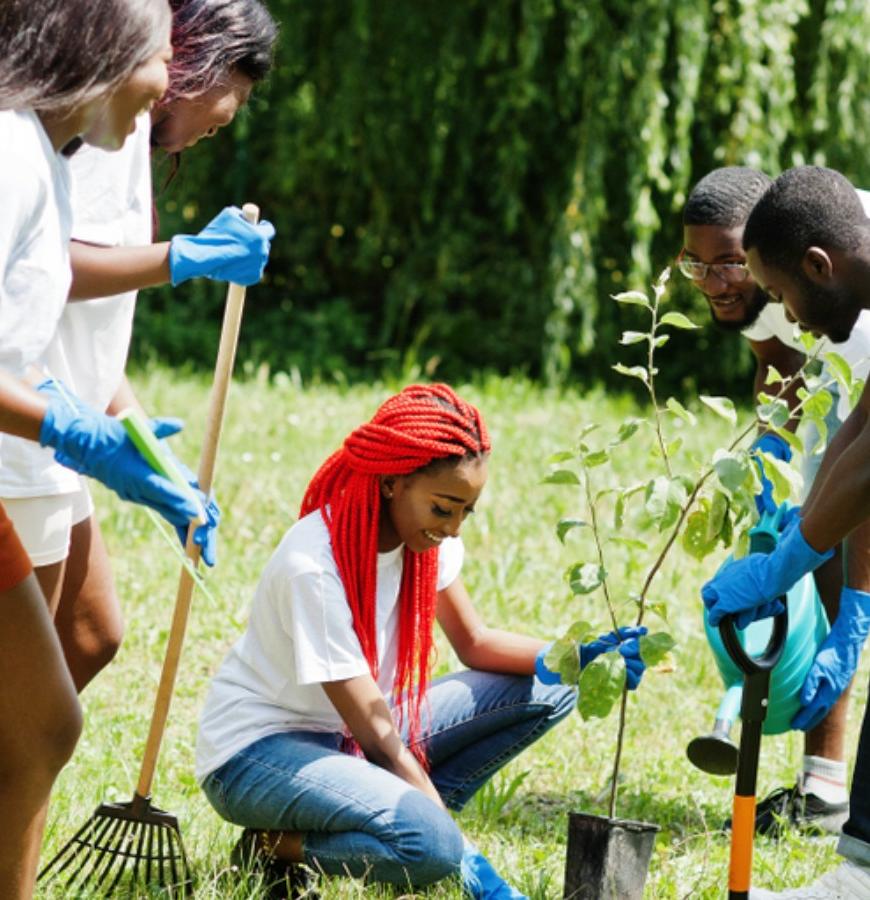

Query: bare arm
[68,240,171,300]
[436,576,545,674]
[748,337,804,432]
[105,374,143,418]
[0,371,48,442]
[802,381,870,550]
[321,675,445,807]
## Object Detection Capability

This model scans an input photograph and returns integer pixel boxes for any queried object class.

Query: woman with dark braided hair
[1,0,278,695]
[0,1,207,893]
[196,384,647,898]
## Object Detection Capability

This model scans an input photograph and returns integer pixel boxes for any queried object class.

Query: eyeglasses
[677,254,751,284]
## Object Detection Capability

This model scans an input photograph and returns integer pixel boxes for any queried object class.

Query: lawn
[37,370,867,898]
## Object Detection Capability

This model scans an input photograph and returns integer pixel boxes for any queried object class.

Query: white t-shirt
[195,510,465,781]
[0,116,154,500]
[741,190,870,422]
[0,109,79,497]
[48,113,152,412]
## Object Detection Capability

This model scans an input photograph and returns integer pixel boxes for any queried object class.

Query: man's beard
[709,286,769,333]
[797,275,863,344]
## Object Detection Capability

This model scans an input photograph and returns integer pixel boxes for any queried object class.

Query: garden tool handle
[719,608,788,677]
[135,203,259,800]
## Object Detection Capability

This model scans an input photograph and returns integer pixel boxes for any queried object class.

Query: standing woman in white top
[0,0,207,893]
[195,384,647,897]
[3,0,278,694]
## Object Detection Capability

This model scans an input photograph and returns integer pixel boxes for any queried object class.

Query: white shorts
[1,485,94,567]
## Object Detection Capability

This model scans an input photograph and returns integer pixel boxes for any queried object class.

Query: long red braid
[300,384,491,763]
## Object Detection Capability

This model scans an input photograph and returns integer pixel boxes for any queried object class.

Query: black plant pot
[563,812,659,899]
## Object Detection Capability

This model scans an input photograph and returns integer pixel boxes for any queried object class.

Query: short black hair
[743,166,869,271]
[683,167,773,227]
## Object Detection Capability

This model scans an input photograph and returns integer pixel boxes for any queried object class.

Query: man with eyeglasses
[700,165,870,899]
[680,166,870,839]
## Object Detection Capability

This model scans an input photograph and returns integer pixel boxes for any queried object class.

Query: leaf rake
[39,203,259,896]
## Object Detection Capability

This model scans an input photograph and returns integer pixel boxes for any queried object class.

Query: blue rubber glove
[39,392,202,529]
[460,839,527,900]
[701,516,833,629]
[791,586,870,731]
[535,625,648,690]
[159,434,221,567]
[751,433,792,516]
[168,206,275,287]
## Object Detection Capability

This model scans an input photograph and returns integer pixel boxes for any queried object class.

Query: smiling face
[378,456,489,553]
[682,223,769,331]
[150,68,253,153]
[82,41,173,152]
[745,247,863,343]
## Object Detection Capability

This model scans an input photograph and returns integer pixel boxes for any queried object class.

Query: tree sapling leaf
[764,364,785,386]
[612,290,651,308]
[543,469,581,486]
[639,631,675,666]
[566,562,606,595]
[577,654,624,720]
[612,363,649,384]
[620,331,648,346]
[665,397,696,426]
[659,311,699,330]
[700,395,737,425]
[557,518,588,544]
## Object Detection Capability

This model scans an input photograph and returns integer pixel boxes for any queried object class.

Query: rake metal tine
[39,812,106,882]
[145,819,155,885]
[131,816,149,886]
[102,818,139,894]
[77,813,128,888]
[62,813,118,888]
[94,816,135,890]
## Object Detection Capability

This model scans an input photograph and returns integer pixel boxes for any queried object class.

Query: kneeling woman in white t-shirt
[196,383,647,897]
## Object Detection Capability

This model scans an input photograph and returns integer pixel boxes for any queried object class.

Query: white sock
[801,754,849,805]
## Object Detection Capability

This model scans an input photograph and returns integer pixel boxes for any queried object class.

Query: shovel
[720,598,788,899]
[38,203,260,895]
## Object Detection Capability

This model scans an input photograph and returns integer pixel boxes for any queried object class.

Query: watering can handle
[718,503,790,675]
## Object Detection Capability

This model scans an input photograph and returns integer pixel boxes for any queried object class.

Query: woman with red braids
[195,384,647,898]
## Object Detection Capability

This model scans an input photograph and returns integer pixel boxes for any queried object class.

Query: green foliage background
[141,0,870,393]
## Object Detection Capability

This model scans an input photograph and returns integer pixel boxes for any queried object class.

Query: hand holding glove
[460,839,527,900]
[38,389,203,530]
[751,432,792,516]
[535,625,649,690]
[701,515,833,629]
[169,206,275,287]
[791,586,870,731]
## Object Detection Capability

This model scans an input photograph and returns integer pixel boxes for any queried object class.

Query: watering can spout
[686,503,829,776]
[687,683,743,775]
[687,721,739,776]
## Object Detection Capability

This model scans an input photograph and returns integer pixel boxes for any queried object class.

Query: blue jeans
[201,670,575,885]
[839,669,870,867]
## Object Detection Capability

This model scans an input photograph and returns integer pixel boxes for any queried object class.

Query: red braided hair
[300,384,491,762]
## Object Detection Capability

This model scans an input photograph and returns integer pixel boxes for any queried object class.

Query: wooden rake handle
[136,203,260,799]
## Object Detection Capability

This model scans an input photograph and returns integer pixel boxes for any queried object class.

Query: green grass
[38,370,867,898]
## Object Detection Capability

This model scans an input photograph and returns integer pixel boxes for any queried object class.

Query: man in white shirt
[679,167,870,836]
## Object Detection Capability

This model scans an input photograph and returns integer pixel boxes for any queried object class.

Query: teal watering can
[686,505,830,776]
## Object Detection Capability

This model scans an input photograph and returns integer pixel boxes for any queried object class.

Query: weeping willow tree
[142,0,870,393]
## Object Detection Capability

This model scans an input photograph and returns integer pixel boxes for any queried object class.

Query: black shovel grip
[719,606,788,676]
